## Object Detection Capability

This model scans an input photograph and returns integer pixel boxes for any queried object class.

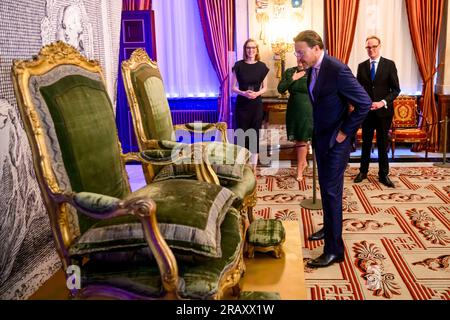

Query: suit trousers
[360,112,392,177]
[315,136,352,255]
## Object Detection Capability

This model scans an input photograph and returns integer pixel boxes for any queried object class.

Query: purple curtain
[197,0,235,127]
[122,0,151,11]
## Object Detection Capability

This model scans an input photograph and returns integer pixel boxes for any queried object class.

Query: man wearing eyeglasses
[294,30,371,268]
[354,36,401,188]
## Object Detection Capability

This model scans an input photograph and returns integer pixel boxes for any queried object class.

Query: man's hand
[370,101,385,110]
[336,130,347,143]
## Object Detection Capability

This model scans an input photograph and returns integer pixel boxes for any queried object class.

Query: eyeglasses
[365,45,379,50]
[246,46,257,50]
[294,51,305,57]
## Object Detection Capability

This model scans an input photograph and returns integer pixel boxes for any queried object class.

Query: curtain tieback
[423,63,444,83]
[220,73,230,88]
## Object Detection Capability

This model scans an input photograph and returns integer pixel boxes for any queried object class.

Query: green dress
[277,67,313,142]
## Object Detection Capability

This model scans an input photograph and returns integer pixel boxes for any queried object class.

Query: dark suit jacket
[356,57,401,118]
[308,54,372,151]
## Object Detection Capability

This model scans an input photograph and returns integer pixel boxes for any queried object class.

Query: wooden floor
[30,221,306,300]
[239,221,307,300]
[30,268,69,300]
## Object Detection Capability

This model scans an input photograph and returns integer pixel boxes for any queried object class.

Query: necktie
[370,61,376,81]
[309,67,318,100]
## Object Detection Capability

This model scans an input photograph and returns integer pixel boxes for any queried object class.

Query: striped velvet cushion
[154,142,251,182]
[69,180,236,258]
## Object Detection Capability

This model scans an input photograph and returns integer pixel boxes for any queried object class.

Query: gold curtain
[405,0,445,151]
[324,0,360,64]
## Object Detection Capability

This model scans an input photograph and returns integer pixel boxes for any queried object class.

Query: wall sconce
[291,0,303,8]
[271,40,294,79]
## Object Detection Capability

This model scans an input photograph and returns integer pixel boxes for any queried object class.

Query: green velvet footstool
[239,291,281,300]
[246,219,286,258]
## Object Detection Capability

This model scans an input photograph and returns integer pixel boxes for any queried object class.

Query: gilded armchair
[391,96,430,159]
[121,48,257,221]
[11,41,245,300]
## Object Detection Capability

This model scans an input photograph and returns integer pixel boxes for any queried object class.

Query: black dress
[233,60,269,153]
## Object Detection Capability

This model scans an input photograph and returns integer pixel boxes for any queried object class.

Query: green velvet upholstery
[70,179,236,258]
[81,208,242,299]
[239,291,281,300]
[152,164,256,208]
[207,142,251,182]
[205,142,251,165]
[131,65,174,142]
[140,149,175,162]
[39,75,130,233]
[152,142,251,183]
[184,122,218,131]
[73,192,121,214]
[151,163,197,180]
[247,219,285,247]
[225,165,256,206]
[123,50,257,224]
[153,163,248,183]
[13,42,246,300]
[139,140,193,164]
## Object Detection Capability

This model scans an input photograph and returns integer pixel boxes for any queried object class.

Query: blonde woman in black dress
[277,60,313,181]
[231,39,269,170]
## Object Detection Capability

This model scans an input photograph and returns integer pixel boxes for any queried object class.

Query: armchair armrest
[122,140,192,165]
[122,152,142,163]
[138,140,191,164]
[138,142,250,185]
[122,141,221,185]
[57,191,181,299]
[173,122,228,143]
[72,192,122,217]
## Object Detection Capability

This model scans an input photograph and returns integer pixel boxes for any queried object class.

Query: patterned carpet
[254,164,450,300]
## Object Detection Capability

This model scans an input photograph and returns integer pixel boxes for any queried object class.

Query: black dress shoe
[306,253,344,268]
[308,228,324,241]
[353,172,367,183]
[379,176,395,188]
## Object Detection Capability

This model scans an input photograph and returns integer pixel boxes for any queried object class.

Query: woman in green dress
[277,60,313,181]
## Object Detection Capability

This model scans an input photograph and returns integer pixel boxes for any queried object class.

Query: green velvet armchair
[11,41,245,300]
[121,49,257,221]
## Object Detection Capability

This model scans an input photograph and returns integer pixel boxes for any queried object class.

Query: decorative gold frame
[246,240,285,259]
[11,41,244,300]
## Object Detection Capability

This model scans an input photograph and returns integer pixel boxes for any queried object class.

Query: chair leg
[425,140,429,159]
[273,245,284,259]
[247,206,254,224]
[231,283,241,297]
[246,244,255,259]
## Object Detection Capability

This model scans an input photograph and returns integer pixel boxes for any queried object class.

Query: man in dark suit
[354,36,400,188]
[294,30,372,268]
